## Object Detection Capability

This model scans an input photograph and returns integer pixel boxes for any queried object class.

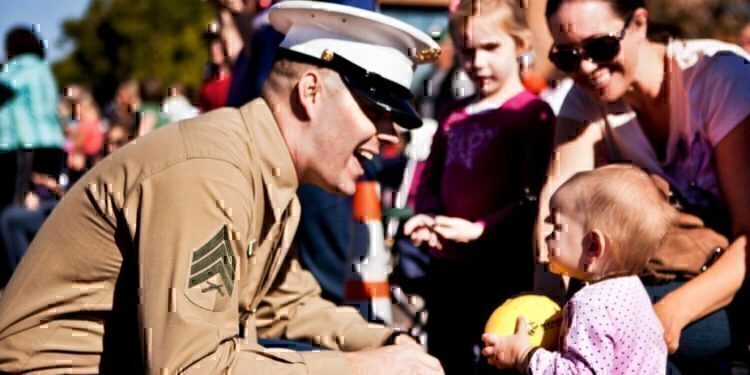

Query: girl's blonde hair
[449,0,532,49]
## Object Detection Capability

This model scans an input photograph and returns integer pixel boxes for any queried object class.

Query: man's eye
[483,43,500,51]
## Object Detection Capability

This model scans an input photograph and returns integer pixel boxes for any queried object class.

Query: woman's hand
[653,296,689,353]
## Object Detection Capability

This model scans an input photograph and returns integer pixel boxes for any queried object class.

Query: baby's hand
[481,316,533,371]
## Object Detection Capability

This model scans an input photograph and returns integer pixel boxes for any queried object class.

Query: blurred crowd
[0,23,235,283]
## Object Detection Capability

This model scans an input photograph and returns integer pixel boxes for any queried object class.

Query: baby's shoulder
[570,276,649,311]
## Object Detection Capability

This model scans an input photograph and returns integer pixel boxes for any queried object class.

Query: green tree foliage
[53,0,214,103]
[647,0,750,40]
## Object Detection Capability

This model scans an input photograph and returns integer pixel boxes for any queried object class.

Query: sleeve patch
[184,225,236,311]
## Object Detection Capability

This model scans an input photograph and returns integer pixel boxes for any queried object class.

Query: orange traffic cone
[344,181,393,324]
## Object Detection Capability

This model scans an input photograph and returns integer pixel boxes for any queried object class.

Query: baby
[482,165,673,374]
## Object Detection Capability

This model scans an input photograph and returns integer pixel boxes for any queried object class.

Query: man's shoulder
[177,106,255,167]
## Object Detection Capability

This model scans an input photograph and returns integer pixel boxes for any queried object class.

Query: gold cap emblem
[415,48,441,63]
[321,49,335,62]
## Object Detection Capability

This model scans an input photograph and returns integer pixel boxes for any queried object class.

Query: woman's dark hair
[545,0,645,19]
[5,27,45,59]
[544,0,682,42]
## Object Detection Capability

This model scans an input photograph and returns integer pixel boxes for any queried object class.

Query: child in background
[70,98,104,167]
[482,165,671,374]
[404,0,555,372]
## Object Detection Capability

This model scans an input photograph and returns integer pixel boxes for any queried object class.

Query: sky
[0,0,91,63]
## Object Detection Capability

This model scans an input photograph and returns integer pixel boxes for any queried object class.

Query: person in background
[739,23,750,53]
[103,80,140,133]
[0,27,65,285]
[404,0,555,373]
[0,26,65,209]
[68,97,105,168]
[163,84,198,122]
[137,76,169,135]
[200,32,233,112]
[0,169,64,272]
[103,122,134,156]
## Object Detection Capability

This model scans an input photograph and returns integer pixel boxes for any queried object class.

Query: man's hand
[392,333,423,348]
[481,316,533,372]
[346,344,444,375]
[432,216,484,243]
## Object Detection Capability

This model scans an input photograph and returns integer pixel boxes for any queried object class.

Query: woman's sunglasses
[548,14,633,73]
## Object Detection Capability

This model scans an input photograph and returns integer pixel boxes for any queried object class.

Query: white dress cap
[269,0,440,95]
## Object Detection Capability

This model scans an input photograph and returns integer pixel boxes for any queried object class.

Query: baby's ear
[585,229,607,259]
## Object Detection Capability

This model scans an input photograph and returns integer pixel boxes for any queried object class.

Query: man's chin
[334,181,357,196]
[315,179,355,196]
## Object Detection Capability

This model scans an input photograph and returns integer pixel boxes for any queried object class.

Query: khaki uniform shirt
[0,99,390,374]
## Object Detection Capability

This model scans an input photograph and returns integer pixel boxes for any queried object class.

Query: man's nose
[377,133,399,145]
[374,115,399,144]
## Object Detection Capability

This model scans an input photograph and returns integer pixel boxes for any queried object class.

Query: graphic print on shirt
[184,225,236,311]
[444,124,498,170]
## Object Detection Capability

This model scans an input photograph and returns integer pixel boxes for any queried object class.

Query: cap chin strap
[275,48,422,128]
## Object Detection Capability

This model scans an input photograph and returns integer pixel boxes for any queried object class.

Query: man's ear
[294,69,324,121]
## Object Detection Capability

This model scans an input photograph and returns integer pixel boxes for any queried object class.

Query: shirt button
[247,239,256,257]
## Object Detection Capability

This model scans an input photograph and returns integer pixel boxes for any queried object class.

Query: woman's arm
[535,118,603,262]
[654,114,750,352]
[533,117,604,296]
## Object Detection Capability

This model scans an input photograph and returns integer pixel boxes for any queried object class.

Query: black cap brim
[277,48,423,129]
[344,77,422,129]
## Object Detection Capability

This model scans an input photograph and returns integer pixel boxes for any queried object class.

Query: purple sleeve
[527,299,615,375]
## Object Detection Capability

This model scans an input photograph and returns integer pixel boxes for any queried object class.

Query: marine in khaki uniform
[0,2,443,374]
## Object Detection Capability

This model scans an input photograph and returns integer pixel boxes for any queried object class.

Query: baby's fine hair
[557,165,677,276]
[449,0,532,48]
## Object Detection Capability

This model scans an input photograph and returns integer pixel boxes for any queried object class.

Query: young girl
[482,165,672,374]
[404,0,555,372]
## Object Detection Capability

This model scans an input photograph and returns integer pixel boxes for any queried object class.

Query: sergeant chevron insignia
[184,225,236,311]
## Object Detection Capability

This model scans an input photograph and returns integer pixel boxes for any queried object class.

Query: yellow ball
[484,294,562,349]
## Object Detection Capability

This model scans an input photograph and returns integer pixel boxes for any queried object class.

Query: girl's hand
[432,216,484,243]
[404,214,443,250]
[481,316,533,371]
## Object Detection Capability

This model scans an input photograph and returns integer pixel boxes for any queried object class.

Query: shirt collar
[241,98,299,221]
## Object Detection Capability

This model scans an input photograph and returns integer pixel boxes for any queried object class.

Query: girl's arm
[654,114,750,352]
